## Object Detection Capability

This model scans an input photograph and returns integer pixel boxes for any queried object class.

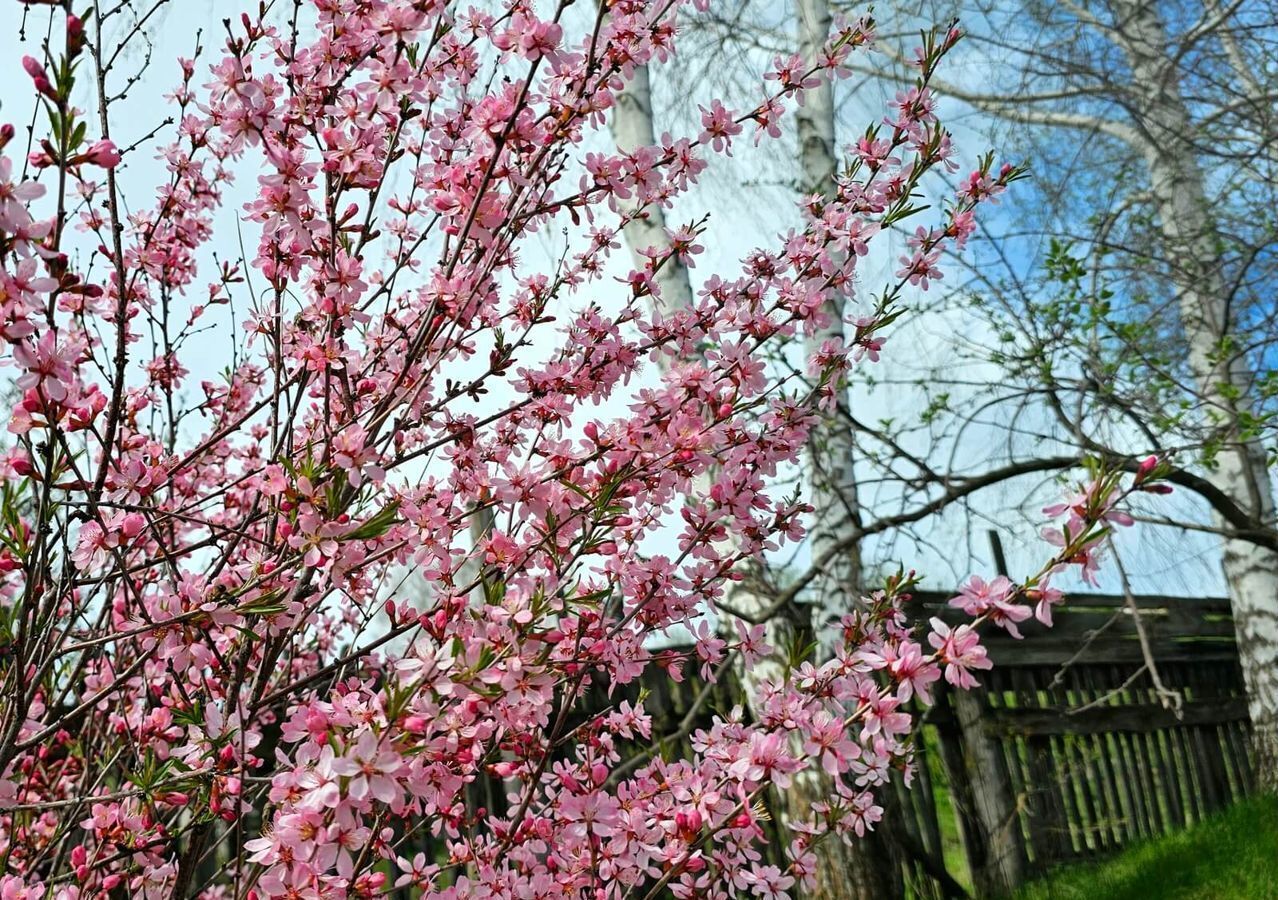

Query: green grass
[1018,794,1278,900]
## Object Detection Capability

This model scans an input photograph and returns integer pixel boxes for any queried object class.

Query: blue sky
[0,0,1237,603]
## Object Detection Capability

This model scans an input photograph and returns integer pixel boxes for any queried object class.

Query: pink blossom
[328,730,402,804]
[82,139,122,169]
[950,574,1034,637]
[858,639,941,703]
[12,331,79,402]
[0,8,1097,898]
[927,618,992,689]
[698,100,743,154]
[0,157,44,233]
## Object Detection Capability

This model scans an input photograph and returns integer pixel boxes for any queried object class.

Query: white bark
[611,63,696,316]
[1117,0,1278,789]
[610,63,793,709]
[789,3,900,898]
[796,0,862,619]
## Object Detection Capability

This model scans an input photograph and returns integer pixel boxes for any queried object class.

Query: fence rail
[382,587,1253,899]
[897,589,1254,897]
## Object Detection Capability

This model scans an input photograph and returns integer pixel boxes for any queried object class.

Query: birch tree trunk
[788,2,900,897]
[795,0,864,621]
[610,62,696,315]
[1117,0,1278,790]
[609,49,798,835]
[609,61,791,692]
[611,42,896,895]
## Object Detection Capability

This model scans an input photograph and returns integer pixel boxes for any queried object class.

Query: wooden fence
[378,586,1254,899]
[894,589,1255,898]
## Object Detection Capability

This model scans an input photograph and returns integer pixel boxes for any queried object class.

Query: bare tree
[836,0,1278,788]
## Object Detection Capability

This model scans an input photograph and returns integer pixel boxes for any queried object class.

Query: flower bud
[305,708,329,739]
[67,15,85,57]
[28,147,56,169]
[23,57,59,102]
[83,139,122,169]
[21,56,44,80]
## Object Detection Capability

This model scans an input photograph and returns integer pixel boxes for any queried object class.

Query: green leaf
[347,501,400,541]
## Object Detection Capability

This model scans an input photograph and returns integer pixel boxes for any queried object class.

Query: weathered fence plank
[907,587,1254,895]
[985,697,1248,735]
[385,582,1253,900]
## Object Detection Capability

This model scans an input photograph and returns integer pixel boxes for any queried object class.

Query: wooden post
[949,686,1030,895]
[931,531,1030,893]
[987,530,1010,584]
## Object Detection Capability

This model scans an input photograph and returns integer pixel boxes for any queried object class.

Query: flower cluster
[0,2,1158,899]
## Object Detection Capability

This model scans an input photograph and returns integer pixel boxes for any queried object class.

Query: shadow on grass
[1018,795,1278,900]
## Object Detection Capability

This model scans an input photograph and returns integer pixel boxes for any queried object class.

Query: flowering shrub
[0,2,1167,898]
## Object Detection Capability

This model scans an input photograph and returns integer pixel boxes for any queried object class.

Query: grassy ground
[1017,794,1278,900]
[913,727,975,893]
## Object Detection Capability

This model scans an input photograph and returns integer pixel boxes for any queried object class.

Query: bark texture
[610,30,896,894]
[789,2,900,897]
[951,688,1028,894]
[1117,0,1278,792]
